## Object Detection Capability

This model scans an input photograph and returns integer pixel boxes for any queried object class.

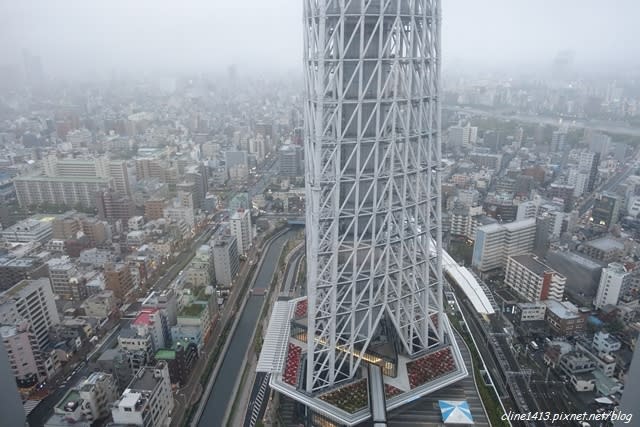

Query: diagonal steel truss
[304,0,444,393]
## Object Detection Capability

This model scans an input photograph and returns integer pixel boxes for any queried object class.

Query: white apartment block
[595,262,630,309]
[471,218,536,273]
[0,278,60,351]
[1,322,43,384]
[230,209,252,255]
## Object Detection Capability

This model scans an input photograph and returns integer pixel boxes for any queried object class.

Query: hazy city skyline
[2,0,640,79]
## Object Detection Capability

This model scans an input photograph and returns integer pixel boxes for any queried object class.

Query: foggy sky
[1,0,639,79]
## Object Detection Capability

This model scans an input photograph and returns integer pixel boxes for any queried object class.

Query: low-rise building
[592,331,622,355]
[545,300,587,336]
[81,290,116,319]
[45,372,118,426]
[1,216,53,243]
[513,302,547,323]
[581,237,624,263]
[170,288,217,350]
[79,248,113,267]
[111,362,174,427]
[559,351,596,392]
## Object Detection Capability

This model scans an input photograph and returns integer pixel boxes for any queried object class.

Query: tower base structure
[258,297,467,426]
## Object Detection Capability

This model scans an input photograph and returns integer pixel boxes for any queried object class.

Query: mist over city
[0,2,639,427]
[2,0,640,78]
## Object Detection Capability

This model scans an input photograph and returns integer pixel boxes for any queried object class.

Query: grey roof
[585,237,624,252]
[510,254,561,277]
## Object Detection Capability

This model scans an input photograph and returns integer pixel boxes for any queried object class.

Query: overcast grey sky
[1,0,639,78]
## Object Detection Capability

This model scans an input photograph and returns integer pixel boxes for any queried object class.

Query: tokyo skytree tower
[259,1,466,425]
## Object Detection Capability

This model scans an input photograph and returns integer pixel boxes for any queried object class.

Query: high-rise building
[587,131,611,158]
[591,192,621,228]
[0,341,26,427]
[617,339,640,426]
[0,257,48,291]
[14,155,133,209]
[448,123,477,148]
[104,263,134,300]
[229,209,252,256]
[135,158,164,181]
[595,263,630,309]
[96,189,135,227]
[505,254,566,302]
[578,150,600,194]
[212,234,239,286]
[108,160,132,197]
[47,256,87,301]
[144,198,166,221]
[551,130,567,152]
[22,49,44,87]
[472,218,536,273]
[52,213,82,239]
[185,163,208,207]
[259,3,466,425]
[14,175,112,208]
[279,145,303,177]
[0,278,60,351]
[1,322,43,386]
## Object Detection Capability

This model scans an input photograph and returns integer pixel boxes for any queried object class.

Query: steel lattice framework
[304,0,445,393]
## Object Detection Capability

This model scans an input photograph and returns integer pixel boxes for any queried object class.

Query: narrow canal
[197,229,298,427]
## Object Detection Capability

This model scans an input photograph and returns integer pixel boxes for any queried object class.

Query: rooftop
[155,349,176,360]
[0,278,48,301]
[510,254,562,277]
[56,389,81,411]
[585,237,624,252]
[0,257,41,267]
[548,250,603,270]
[116,391,145,412]
[545,300,581,319]
[129,364,165,392]
[179,302,206,317]
[0,325,18,338]
[133,308,158,326]
[14,174,111,183]
[502,218,536,231]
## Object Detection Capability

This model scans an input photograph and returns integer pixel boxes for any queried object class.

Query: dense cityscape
[0,1,639,427]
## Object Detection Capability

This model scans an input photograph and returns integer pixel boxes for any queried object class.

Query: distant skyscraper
[259,2,466,425]
[22,49,44,87]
